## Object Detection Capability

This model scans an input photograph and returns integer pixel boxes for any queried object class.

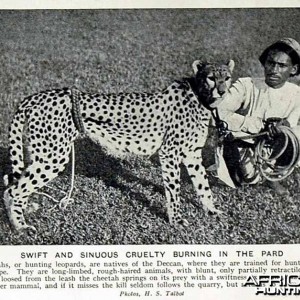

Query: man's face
[264,50,298,88]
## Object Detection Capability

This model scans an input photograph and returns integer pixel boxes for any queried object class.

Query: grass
[0,9,300,245]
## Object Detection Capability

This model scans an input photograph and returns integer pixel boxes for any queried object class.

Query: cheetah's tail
[4,108,27,186]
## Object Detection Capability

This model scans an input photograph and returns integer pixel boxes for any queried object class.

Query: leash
[254,126,300,181]
[211,108,300,182]
[71,87,86,134]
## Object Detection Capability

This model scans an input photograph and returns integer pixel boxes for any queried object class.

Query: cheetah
[3,59,234,231]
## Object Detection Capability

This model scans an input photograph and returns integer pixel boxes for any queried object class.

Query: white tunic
[217,77,300,132]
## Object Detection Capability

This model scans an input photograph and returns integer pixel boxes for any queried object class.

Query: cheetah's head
[192,60,235,109]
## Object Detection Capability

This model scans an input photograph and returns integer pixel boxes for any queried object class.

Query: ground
[0,9,300,245]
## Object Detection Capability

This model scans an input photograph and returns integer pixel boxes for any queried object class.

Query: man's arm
[286,89,300,128]
[217,78,263,133]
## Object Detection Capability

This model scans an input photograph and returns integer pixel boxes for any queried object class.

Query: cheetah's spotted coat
[4,60,234,231]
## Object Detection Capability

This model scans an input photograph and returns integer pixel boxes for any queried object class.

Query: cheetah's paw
[3,174,9,187]
[178,218,189,227]
[202,198,223,215]
[170,217,189,227]
[15,224,37,234]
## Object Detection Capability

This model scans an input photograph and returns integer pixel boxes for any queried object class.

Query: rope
[254,126,300,181]
[226,131,269,142]
[71,87,85,134]
[211,104,300,182]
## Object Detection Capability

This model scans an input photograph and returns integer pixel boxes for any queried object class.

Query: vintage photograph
[0,8,300,245]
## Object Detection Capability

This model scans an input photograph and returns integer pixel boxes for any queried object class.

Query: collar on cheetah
[179,78,215,111]
[178,78,224,120]
[71,86,86,135]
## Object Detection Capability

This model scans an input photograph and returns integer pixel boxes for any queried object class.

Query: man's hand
[265,117,290,137]
[241,116,264,134]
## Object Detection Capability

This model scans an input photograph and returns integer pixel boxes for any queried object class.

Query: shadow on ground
[0,135,218,237]
[70,138,168,221]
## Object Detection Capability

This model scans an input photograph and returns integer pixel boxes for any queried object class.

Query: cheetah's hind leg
[3,188,36,232]
[37,143,76,211]
[3,148,72,231]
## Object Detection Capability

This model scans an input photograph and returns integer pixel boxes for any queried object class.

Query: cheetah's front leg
[159,152,188,227]
[183,153,222,214]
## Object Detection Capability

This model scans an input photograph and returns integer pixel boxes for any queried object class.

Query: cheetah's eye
[225,76,231,81]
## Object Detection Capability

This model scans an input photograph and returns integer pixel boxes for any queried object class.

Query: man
[217,38,300,195]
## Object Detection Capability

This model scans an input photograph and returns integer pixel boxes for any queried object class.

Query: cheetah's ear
[192,60,204,74]
[227,60,235,73]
